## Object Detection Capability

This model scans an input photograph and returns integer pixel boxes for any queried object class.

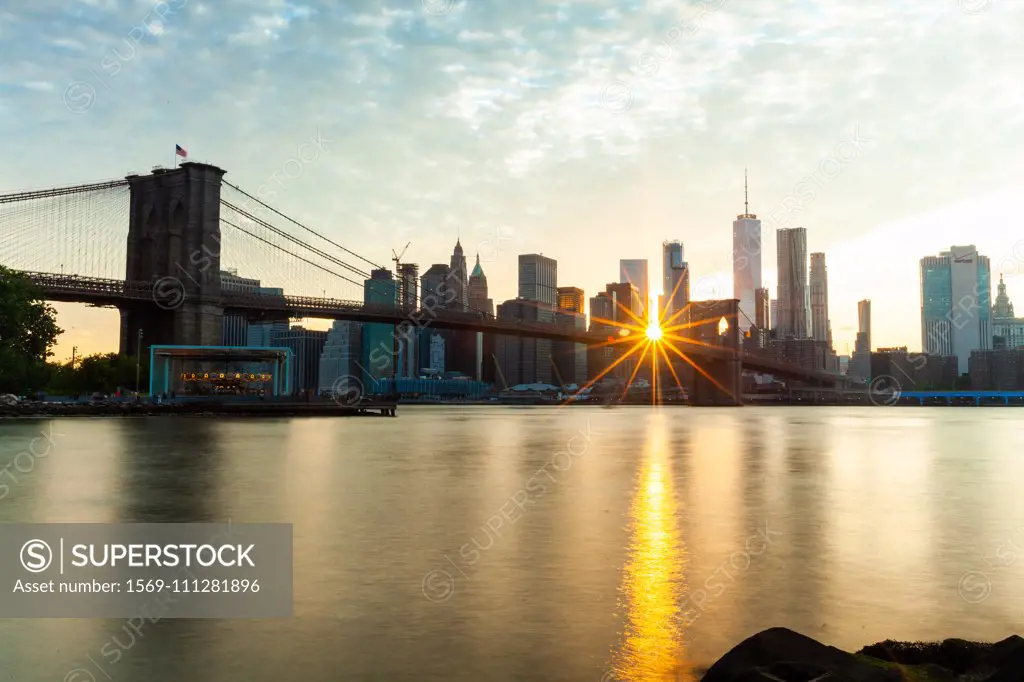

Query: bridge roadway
[19,270,847,386]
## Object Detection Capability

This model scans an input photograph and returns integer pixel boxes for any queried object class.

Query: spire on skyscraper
[738,168,756,219]
[744,167,749,215]
[471,253,485,278]
[994,273,1014,318]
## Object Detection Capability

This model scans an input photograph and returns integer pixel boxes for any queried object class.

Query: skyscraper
[858,299,871,351]
[589,293,614,331]
[992,275,1024,349]
[396,262,419,378]
[449,239,469,311]
[362,268,398,382]
[557,287,585,314]
[421,264,453,310]
[396,263,419,311]
[519,254,558,307]
[848,299,872,381]
[809,252,830,343]
[518,254,558,384]
[732,170,762,332]
[468,254,494,317]
[754,287,770,345]
[619,259,649,321]
[920,245,992,373]
[776,227,808,338]
[604,282,642,322]
[318,320,363,393]
[662,241,688,320]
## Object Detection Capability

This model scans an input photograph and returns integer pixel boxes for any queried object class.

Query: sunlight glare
[646,323,662,341]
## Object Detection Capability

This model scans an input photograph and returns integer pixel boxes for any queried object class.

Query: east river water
[1,406,1023,681]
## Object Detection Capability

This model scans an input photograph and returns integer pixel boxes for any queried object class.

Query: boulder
[700,628,900,682]
[980,639,1024,682]
[856,638,990,674]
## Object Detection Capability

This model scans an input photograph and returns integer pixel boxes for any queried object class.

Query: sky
[1,0,1023,361]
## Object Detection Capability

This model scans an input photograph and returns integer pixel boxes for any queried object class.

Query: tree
[0,266,63,393]
[47,352,148,395]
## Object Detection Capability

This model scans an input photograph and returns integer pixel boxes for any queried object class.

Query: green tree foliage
[47,353,149,395]
[0,266,63,393]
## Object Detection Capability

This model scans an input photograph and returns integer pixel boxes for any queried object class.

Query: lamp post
[135,328,143,394]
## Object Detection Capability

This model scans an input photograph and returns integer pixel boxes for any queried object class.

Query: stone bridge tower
[118,162,226,355]
[685,298,743,406]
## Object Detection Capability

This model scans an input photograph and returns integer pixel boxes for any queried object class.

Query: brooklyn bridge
[0,161,853,405]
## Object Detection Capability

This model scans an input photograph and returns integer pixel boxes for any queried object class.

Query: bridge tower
[118,162,227,355]
[686,298,743,406]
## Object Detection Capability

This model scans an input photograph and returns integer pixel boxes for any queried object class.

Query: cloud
[0,0,1022,358]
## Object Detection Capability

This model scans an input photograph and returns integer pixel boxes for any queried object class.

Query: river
[1,406,1023,681]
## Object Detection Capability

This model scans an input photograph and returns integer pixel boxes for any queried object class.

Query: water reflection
[611,415,689,681]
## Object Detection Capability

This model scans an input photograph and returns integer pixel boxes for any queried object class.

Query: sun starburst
[561,276,741,406]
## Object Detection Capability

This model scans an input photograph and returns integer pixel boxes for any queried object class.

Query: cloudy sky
[1,0,1023,359]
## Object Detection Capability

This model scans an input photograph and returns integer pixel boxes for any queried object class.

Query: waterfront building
[244,287,288,348]
[920,245,992,374]
[969,348,1024,390]
[871,347,958,390]
[318,320,363,394]
[272,326,327,394]
[220,269,260,345]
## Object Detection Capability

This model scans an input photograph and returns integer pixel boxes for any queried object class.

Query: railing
[16,271,847,381]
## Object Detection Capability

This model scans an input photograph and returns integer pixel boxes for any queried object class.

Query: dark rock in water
[856,638,991,674]
[701,629,1024,682]
[980,637,1024,682]
[855,634,1024,680]
[700,627,900,682]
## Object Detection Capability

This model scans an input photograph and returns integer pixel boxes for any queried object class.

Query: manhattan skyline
[1,0,1022,360]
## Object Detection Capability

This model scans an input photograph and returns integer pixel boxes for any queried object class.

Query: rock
[988,635,1024,668]
[980,640,1024,682]
[700,628,900,682]
[856,638,990,675]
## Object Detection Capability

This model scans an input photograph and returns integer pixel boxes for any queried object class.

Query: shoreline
[0,399,397,419]
[695,627,1023,681]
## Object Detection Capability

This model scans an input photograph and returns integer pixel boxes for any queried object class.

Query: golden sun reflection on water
[610,419,690,682]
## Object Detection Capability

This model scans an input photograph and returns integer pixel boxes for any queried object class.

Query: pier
[0,398,398,418]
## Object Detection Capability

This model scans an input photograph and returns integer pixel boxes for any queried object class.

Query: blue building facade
[362,269,398,382]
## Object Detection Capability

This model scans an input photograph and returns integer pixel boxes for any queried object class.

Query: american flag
[175,144,187,158]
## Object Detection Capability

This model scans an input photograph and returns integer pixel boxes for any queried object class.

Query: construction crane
[392,241,411,270]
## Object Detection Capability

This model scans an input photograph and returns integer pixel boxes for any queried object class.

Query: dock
[0,397,398,418]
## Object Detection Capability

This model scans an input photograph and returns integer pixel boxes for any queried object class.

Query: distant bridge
[1,163,852,403]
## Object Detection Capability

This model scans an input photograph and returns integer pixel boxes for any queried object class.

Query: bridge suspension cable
[220,199,371,281]
[221,180,383,270]
[0,178,129,205]
[220,217,367,290]
[0,180,129,280]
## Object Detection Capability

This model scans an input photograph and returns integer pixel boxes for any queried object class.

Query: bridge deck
[16,270,847,386]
